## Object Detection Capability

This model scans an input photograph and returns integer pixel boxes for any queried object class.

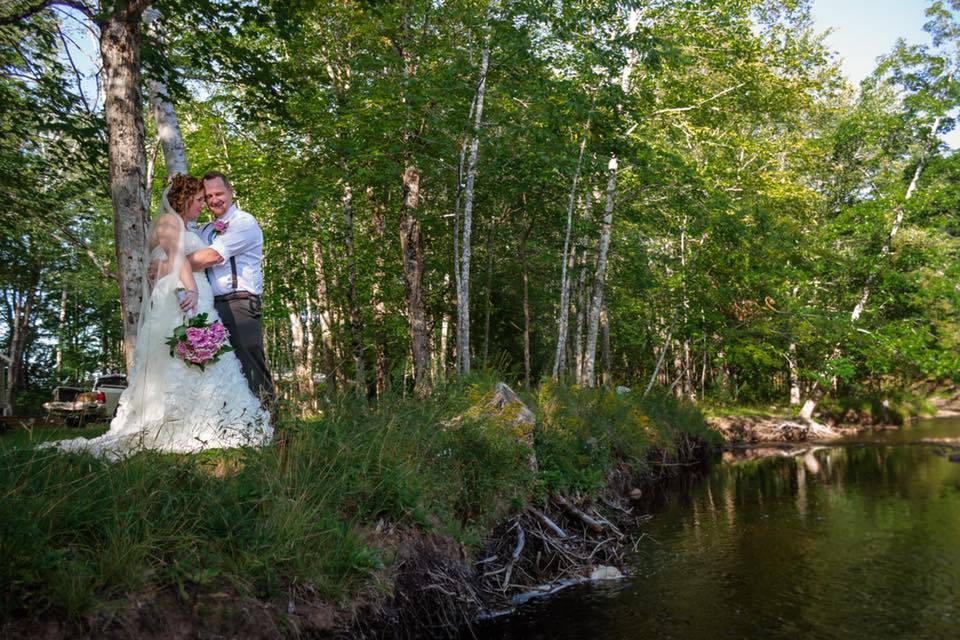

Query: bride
[46,174,272,459]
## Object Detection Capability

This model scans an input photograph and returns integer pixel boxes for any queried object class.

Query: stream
[472,417,960,639]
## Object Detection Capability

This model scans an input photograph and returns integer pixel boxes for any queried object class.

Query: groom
[189,171,274,407]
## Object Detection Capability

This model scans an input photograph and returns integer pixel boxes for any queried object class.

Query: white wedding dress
[46,213,272,460]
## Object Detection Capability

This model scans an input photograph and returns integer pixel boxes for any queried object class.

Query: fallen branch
[529,507,568,538]
[554,495,604,533]
[501,524,525,591]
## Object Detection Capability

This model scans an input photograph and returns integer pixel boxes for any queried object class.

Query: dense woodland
[2,0,960,417]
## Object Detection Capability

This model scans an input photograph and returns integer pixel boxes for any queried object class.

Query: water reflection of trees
[630,444,960,638]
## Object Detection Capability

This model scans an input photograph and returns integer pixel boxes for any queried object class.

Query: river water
[474,417,960,639]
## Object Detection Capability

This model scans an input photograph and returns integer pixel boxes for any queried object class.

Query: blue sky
[811,0,959,147]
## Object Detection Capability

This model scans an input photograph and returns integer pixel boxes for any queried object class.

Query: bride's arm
[178,259,199,313]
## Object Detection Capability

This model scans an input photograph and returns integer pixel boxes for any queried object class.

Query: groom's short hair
[202,171,233,189]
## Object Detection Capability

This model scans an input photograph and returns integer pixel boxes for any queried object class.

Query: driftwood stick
[555,495,604,533]
[502,525,525,590]
[530,507,568,538]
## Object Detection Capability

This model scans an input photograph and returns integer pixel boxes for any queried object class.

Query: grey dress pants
[214,295,274,408]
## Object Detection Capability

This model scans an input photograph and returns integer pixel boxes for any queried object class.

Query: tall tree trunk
[482,214,496,366]
[572,248,587,381]
[142,8,187,176]
[304,293,317,408]
[581,156,617,387]
[286,298,309,401]
[552,111,592,379]
[644,324,673,397]
[456,44,490,375]
[145,134,159,215]
[100,2,151,373]
[55,288,67,380]
[311,233,338,394]
[341,183,367,398]
[400,165,431,394]
[520,223,533,390]
[3,275,38,413]
[679,220,695,400]
[601,301,612,385]
[439,272,451,382]
[369,192,388,397]
[788,341,800,406]
[555,239,578,378]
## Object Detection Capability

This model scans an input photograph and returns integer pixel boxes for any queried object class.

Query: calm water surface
[474,418,960,639]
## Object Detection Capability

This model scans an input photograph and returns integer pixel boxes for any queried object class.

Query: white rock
[590,565,623,581]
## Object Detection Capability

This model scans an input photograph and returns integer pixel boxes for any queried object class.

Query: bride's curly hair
[166,173,203,216]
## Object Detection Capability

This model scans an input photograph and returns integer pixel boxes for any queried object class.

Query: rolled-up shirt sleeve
[209,218,261,261]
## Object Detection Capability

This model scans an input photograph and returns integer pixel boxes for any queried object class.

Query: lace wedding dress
[46,204,272,460]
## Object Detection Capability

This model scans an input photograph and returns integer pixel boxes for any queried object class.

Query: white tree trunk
[55,288,67,380]
[457,45,490,375]
[578,7,638,386]
[440,275,450,381]
[552,113,592,379]
[581,156,617,386]
[789,342,800,406]
[644,325,674,397]
[143,8,188,176]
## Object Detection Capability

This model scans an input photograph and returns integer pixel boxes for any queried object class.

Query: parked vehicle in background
[43,375,127,425]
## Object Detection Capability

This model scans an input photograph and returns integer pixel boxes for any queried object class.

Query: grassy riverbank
[0,378,717,636]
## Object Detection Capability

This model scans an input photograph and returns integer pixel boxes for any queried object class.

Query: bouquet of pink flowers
[165,312,233,370]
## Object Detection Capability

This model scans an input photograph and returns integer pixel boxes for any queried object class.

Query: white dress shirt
[200,203,264,297]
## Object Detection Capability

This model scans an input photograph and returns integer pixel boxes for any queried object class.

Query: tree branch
[55,23,93,114]
[647,82,748,118]
[0,0,93,26]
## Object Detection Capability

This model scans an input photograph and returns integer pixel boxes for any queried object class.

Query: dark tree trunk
[400,165,431,394]
[370,192,389,397]
[99,1,151,373]
[341,183,367,398]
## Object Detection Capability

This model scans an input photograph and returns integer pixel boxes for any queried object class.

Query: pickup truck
[43,375,127,425]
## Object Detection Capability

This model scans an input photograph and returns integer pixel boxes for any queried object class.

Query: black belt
[215,292,259,302]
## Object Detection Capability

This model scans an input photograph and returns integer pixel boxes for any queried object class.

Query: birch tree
[581,155,617,386]
[143,8,187,176]
[455,43,490,375]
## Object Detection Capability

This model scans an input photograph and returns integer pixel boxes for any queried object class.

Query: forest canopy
[2,0,959,417]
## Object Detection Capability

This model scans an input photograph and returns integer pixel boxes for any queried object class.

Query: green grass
[0,377,713,624]
[699,402,796,419]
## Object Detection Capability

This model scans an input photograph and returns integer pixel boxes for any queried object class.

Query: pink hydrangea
[171,318,228,367]
[210,322,226,342]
